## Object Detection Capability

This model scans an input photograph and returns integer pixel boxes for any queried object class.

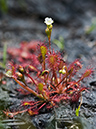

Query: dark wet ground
[0,0,96,129]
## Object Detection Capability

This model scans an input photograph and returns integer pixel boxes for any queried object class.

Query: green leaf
[0,0,8,13]
[76,106,80,117]
[85,18,96,34]
[85,24,96,34]
[53,36,64,50]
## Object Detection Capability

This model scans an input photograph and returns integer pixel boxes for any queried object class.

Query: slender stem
[56,68,68,88]
[62,83,75,93]
[3,109,28,116]
[29,101,43,110]
[43,60,45,71]
[77,76,85,83]
[25,73,37,86]
[51,69,58,86]
[13,77,44,99]
[48,37,51,53]
[42,60,46,84]
[38,102,46,111]
[55,74,66,87]
[14,109,28,115]
[45,71,49,84]
[50,84,57,90]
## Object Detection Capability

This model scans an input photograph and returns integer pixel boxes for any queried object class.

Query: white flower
[44,17,54,25]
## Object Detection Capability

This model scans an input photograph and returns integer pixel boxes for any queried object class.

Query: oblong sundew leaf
[38,83,44,92]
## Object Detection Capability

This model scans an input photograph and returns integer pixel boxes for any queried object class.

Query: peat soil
[0,0,96,129]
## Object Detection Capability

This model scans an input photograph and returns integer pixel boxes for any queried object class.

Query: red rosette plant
[4,17,93,118]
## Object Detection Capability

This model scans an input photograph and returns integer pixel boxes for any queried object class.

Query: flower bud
[59,66,66,74]
[62,69,66,74]
[18,65,24,74]
[16,72,24,81]
[44,17,54,40]
[45,27,51,39]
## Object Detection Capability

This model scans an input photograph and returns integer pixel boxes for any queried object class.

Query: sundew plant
[4,17,93,118]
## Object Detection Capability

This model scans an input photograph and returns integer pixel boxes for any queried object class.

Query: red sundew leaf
[70,87,87,103]
[7,48,21,57]
[20,51,31,59]
[20,40,42,53]
[7,41,41,67]
[17,54,39,67]
[47,50,62,69]
[5,62,17,78]
[77,67,94,83]
[18,57,24,62]
[27,40,41,52]
[20,41,29,51]
[68,59,82,71]
[3,110,14,118]
[49,55,58,66]
[82,68,93,78]
[70,92,81,103]
[3,109,27,118]
[31,54,40,66]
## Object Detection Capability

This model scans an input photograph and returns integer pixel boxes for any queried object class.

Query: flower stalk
[44,17,54,53]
